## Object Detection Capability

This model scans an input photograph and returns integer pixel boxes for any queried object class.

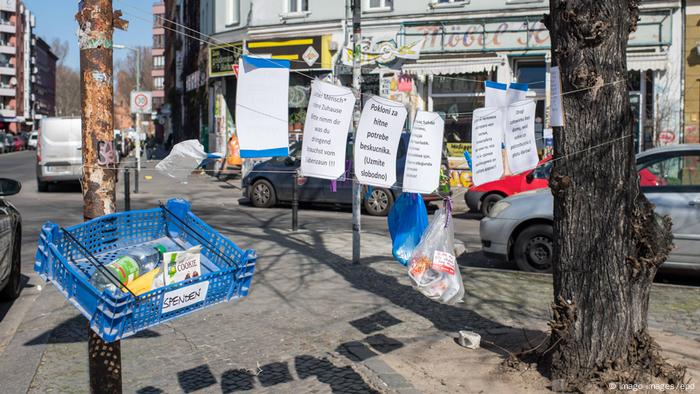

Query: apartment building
[152,2,166,141]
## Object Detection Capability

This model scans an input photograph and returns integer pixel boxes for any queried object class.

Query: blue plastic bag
[388,193,429,266]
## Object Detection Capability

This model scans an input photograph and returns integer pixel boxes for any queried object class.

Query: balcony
[0,64,14,75]
[0,85,13,96]
[0,43,14,55]
[0,107,14,117]
[0,21,14,34]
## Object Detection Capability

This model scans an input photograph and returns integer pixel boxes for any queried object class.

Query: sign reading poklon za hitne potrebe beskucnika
[300,80,356,180]
[354,96,408,188]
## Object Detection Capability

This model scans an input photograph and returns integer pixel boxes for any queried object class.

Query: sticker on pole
[354,96,407,188]
[130,91,152,114]
[161,281,210,314]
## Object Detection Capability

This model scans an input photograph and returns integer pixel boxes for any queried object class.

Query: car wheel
[364,188,394,216]
[251,179,276,208]
[513,224,554,273]
[481,193,503,216]
[37,177,48,193]
[0,229,21,300]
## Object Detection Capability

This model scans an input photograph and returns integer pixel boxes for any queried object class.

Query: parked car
[465,156,553,216]
[241,137,441,216]
[0,132,6,153]
[479,145,700,275]
[11,135,23,151]
[3,134,13,153]
[36,117,82,192]
[27,131,38,150]
[0,178,22,300]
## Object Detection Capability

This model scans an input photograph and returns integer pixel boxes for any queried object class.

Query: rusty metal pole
[76,1,128,392]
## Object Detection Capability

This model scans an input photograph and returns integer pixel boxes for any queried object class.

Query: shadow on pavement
[24,314,160,345]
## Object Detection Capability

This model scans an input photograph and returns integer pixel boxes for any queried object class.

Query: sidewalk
[2,162,698,393]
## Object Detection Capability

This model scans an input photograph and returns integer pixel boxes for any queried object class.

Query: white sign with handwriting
[161,281,209,314]
[506,100,539,174]
[403,111,444,194]
[471,107,505,186]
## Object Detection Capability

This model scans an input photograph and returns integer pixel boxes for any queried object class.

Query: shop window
[430,72,489,144]
[226,0,239,26]
[288,0,308,13]
[514,59,546,87]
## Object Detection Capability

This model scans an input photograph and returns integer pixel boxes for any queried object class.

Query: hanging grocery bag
[388,193,429,266]
[408,199,464,305]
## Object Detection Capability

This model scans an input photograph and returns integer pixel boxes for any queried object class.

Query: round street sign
[130,91,153,114]
[658,131,675,144]
[134,93,148,109]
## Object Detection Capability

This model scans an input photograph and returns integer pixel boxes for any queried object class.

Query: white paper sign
[507,83,528,105]
[471,107,505,186]
[235,55,290,158]
[354,96,407,187]
[403,111,445,193]
[485,81,507,108]
[550,66,565,127]
[161,281,209,314]
[505,100,539,174]
[300,80,356,179]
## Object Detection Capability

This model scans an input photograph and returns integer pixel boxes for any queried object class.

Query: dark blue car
[241,136,440,216]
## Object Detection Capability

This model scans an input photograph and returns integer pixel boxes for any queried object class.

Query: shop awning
[402,58,504,76]
[627,53,668,71]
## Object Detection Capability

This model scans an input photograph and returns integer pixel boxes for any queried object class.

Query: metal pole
[124,168,130,211]
[77,1,127,393]
[351,0,362,264]
[292,172,298,231]
[134,162,139,194]
[135,48,141,193]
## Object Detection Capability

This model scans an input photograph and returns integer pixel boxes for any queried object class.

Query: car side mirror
[0,178,21,196]
[284,156,297,166]
[525,172,534,183]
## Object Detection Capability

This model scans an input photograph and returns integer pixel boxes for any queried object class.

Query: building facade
[189,0,682,164]
[152,2,166,142]
[33,37,57,118]
[685,1,700,144]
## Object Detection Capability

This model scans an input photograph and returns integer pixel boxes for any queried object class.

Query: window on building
[288,0,308,13]
[153,56,164,69]
[513,59,546,87]
[226,0,239,26]
[154,77,164,90]
[367,0,392,9]
[153,14,163,28]
[430,72,489,143]
[153,34,165,49]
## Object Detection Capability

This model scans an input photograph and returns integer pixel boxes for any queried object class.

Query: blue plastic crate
[34,199,256,343]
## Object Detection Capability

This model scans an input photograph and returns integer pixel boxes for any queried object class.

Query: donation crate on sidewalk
[34,199,256,342]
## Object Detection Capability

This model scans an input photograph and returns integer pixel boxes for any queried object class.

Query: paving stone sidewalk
[5,165,699,393]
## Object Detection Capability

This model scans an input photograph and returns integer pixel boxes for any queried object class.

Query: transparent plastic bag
[408,202,465,305]
[156,140,209,181]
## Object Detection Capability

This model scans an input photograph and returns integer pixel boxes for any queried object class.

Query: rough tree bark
[545,0,684,390]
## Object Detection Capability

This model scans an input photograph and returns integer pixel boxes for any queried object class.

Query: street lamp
[114,44,142,193]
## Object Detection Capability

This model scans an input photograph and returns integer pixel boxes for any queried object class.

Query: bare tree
[51,39,81,117]
[545,1,685,390]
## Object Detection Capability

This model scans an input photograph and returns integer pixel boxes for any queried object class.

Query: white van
[36,117,82,192]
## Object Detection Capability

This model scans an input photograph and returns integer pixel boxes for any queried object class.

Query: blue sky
[24,0,154,69]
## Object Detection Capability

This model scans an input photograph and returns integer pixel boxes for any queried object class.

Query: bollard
[124,168,131,211]
[292,172,298,231]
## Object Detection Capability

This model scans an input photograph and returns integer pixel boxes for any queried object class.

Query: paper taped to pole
[403,111,444,194]
[471,107,505,186]
[300,80,356,180]
[505,100,539,174]
[354,96,407,188]
[235,55,290,158]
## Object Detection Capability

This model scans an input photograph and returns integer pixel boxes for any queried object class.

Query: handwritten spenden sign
[505,100,539,174]
[471,107,505,186]
[300,80,356,179]
[354,96,407,187]
[403,111,444,194]
[161,281,210,314]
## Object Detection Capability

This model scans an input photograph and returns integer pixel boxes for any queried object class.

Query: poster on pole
[130,91,152,114]
[403,111,444,194]
[505,100,539,174]
[235,55,290,158]
[300,80,356,179]
[354,96,407,188]
[484,81,507,108]
[471,107,505,186]
[550,66,565,127]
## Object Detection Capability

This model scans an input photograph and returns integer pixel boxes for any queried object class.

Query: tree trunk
[546,0,683,390]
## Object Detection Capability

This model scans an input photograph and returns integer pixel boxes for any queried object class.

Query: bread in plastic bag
[156,140,209,181]
[408,202,464,305]
[388,193,429,266]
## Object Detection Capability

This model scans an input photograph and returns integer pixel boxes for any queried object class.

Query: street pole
[76,1,127,392]
[135,48,141,193]
[351,0,361,264]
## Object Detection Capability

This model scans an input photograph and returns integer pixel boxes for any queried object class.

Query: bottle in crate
[90,244,166,292]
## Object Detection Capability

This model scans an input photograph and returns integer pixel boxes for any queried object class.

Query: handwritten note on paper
[300,80,356,180]
[505,100,539,174]
[354,96,407,188]
[471,107,505,186]
[403,111,445,194]
[550,66,565,127]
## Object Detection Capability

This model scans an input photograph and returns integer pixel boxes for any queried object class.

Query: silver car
[480,144,700,275]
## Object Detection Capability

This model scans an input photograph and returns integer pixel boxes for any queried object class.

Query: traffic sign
[130,91,153,114]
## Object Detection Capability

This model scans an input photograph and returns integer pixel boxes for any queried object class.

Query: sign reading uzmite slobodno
[209,42,243,77]
[130,91,152,114]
